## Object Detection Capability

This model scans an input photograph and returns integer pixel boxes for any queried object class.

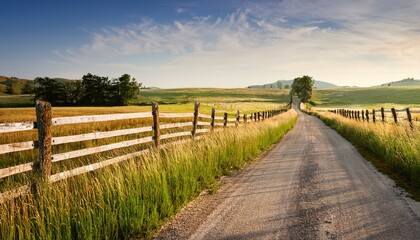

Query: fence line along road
[0,100,286,203]
[329,107,419,130]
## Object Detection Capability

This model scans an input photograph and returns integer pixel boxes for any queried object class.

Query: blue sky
[1,0,419,88]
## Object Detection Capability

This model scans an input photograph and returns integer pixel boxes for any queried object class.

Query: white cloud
[52,0,420,87]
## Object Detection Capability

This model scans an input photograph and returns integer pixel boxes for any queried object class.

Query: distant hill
[248,80,340,89]
[53,78,79,83]
[0,75,33,94]
[379,78,420,87]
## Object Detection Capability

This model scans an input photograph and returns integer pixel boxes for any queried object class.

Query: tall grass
[314,111,420,190]
[0,110,297,239]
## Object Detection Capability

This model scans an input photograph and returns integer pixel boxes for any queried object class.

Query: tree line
[34,73,142,106]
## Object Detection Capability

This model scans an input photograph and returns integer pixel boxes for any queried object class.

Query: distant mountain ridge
[248,80,340,89]
[379,78,420,87]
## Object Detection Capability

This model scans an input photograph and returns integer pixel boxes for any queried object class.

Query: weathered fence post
[243,114,247,124]
[192,102,200,138]
[372,109,376,123]
[236,110,240,126]
[36,100,52,177]
[224,112,228,127]
[406,108,413,130]
[381,107,385,123]
[366,110,369,122]
[211,108,215,130]
[362,110,365,122]
[391,108,398,124]
[258,112,261,121]
[152,102,160,148]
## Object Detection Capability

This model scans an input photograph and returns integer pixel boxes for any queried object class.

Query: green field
[313,86,420,108]
[0,94,34,108]
[3,86,419,110]
[138,88,290,104]
[0,88,290,109]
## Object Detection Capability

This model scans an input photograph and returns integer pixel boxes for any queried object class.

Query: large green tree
[110,74,141,106]
[81,73,111,106]
[291,75,314,102]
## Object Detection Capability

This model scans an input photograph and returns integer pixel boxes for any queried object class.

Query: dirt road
[155,110,420,239]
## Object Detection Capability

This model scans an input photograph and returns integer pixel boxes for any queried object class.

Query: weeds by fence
[0,101,285,203]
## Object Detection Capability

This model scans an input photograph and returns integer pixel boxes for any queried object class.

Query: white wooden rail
[52,126,153,145]
[0,162,35,179]
[52,112,153,125]
[0,122,35,133]
[0,140,37,154]
[0,101,285,202]
[52,136,154,162]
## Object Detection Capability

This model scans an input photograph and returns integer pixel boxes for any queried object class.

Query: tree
[34,77,66,105]
[5,84,15,94]
[110,74,141,106]
[22,82,34,94]
[81,73,111,106]
[291,75,314,103]
[63,80,83,105]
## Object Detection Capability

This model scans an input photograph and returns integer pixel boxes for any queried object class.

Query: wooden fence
[0,101,285,202]
[328,107,420,129]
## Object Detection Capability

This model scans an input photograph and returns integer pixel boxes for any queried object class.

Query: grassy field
[0,88,289,123]
[0,110,298,239]
[312,86,420,108]
[0,94,34,108]
[0,88,290,108]
[138,88,290,104]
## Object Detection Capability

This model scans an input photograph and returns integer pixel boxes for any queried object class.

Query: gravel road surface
[155,109,420,239]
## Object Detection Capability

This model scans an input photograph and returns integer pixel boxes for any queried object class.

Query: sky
[1,0,420,88]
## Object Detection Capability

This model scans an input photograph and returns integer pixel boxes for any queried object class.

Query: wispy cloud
[176,7,188,13]
[52,0,420,87]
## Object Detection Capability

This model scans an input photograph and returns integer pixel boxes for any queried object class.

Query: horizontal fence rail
[52,112,153,125]
[0,122,36,133]
[0,100,286,202]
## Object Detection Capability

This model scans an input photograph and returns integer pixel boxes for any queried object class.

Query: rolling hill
[248,79,340,89]
[379,78,420,87]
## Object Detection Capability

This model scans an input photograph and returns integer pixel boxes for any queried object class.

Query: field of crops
[312,86,420,109]
[0,88,290,108]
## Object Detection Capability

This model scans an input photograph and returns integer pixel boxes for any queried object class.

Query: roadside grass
[0,109,298,239]
[311,110,420,200]
[312,86,420,109]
